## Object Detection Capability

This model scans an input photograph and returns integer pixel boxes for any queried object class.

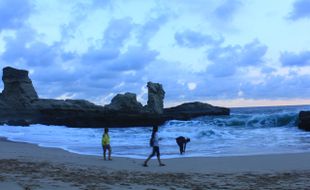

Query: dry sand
[1,137,310,189]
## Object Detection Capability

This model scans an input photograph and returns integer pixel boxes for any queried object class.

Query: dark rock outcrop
[1,67,38,106]
[146,82,165,114]
[105,93,143,112]
[298,111,310,131]
[164,102,230,120]
[0,67,230,128]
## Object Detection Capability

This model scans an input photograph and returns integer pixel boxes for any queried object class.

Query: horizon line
[164,98,310,108]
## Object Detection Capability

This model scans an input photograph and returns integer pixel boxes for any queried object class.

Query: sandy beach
[1,137,310,189]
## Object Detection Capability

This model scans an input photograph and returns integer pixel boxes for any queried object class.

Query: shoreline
[3,132,310,160]
[1,137,310,189]
[2,136,310,172]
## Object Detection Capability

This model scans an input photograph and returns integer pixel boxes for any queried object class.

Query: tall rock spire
[146,82,165,114]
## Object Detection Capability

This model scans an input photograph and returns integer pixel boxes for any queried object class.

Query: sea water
[1,105,310,159]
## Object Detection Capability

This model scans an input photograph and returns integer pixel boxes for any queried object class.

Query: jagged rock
[146,82,165,114]
[1,67,38,106]
[298,111,310,131]
[105,93,143,112]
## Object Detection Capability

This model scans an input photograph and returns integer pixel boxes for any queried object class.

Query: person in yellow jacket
[102,128,112,160]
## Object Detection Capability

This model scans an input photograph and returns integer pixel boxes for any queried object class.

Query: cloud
[109,46,159,71]
[174,30,223,48]
[52,45,158,100]
[261,66,276,74]
[240,74,310,99]
[31,62,126,100]
[1,27,60,67]
[82,47,119,64]
[103,17,135,48]
[207,40,268,77]
[0,27,86,99]
[137,14,171,45]
[81,47,158,72]
[213,0,243,22]
[90,0,111,8]
[240,40,268,66]
[0,0,33,30]
[82,14,161,70]
[288,0,310,20]
[208,40,267,66]
[280,51,310,66]
[190,66,310,101]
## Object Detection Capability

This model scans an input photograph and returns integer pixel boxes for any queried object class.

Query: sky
[0,0,310,108]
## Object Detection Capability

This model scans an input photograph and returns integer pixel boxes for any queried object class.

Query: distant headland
[0,66,230,128]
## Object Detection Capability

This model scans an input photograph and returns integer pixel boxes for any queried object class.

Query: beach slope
[1,138,310,189]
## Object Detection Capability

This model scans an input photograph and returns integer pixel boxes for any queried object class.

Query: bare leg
[108,147,112,160]
[144,152,154,166]
[177,142,183,154]
[144,148,156,166]
[156,148,165,166]
[179,144,183,154]
[103,146,107,160]
[157,155,165,166]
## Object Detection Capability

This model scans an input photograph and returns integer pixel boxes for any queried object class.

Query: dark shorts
[152,146,160,156]
[103,144,111,150]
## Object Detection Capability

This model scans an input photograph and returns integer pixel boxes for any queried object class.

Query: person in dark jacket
[176,136,190,154]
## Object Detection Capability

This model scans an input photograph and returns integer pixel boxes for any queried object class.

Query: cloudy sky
[0,0,310,107]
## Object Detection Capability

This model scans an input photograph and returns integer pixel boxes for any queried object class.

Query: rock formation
[1,67,38,106]
[105,92,143,112]
[298,111,310,131]
[146,82,165,114]
[0,66,230,128]
[164,102,230,119]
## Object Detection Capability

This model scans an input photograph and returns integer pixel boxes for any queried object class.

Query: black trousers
[150,146,160,157]
[177,142,184,154]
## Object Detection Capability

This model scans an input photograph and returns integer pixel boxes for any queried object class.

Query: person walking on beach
[102,128,112,160]
[143,126,165,167]
[176,136,190,155]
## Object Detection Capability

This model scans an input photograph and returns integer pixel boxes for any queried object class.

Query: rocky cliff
[0,67,230,128]
[298,111,310,131]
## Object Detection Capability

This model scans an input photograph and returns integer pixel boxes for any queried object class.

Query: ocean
[1,105,310,159]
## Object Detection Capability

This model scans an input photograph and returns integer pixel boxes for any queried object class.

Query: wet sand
[1,137,310,189]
